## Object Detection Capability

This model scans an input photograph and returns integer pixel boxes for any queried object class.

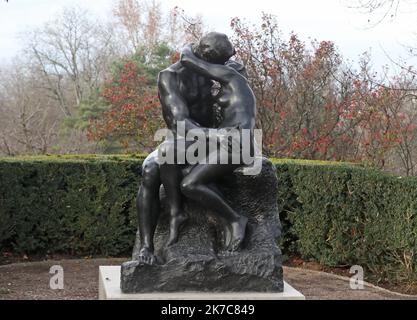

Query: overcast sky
[1,0,417,70]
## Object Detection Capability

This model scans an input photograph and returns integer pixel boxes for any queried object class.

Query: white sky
[1,0,417,70]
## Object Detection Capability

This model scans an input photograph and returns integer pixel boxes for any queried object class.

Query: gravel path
[0,258,415,300]
[283,266,416,300]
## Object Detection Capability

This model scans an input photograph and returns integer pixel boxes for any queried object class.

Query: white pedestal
[99,266,305,300]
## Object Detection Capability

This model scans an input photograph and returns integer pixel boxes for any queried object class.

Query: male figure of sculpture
[136,32,237,265]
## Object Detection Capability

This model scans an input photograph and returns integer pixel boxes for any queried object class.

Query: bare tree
[113,0,143,52]
[143,0,163,50]
[113,0,164,53]
[112,0,207,53]
[22,6,117,117]
[349,1,401,16]
[0,2,210,156]
[171,7,207,44]
[0,61,60,155]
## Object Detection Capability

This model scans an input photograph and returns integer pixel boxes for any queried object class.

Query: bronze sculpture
[136,32,242,264]
[121,32,283,293]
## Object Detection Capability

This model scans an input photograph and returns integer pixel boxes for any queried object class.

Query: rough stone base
[121,158,284,293]
[101,266,304,300]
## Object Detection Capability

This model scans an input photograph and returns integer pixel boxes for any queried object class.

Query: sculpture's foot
[218,249,239,257]
[228,215,248,251]
[138,247,157,265]
[223,224,232,249]
[167,212,188,246]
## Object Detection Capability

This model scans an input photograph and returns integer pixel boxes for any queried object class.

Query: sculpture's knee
[159,141,175,160]
[141,161,160,188]
[180,177,198,198]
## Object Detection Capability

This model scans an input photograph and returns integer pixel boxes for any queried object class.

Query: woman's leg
[180,162,248,251]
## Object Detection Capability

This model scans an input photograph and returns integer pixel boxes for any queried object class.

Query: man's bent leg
[137,151,161,264]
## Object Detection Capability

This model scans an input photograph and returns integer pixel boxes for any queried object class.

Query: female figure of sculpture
[167,42,257,251]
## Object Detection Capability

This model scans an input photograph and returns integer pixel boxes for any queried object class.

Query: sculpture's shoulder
[157,62,181,85]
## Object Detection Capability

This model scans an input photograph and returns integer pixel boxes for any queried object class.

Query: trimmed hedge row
[0,155,146,256]
[1,155,417,283]
[274,160,417,283]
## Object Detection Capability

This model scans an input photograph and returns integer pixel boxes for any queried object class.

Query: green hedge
[0,155,145,256]
[1,155,417,283]
[274,159,417,283]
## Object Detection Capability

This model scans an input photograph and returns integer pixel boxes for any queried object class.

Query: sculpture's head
[193,32,235,64]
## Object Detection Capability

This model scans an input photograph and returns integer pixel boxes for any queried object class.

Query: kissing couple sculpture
[135,32,257,265]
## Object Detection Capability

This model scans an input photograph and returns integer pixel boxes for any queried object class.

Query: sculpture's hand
[180,43,195,65]
[223,124,242,131]
[216,124,241,137]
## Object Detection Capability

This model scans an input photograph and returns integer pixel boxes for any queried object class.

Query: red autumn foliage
[231,14,417,174]
[87,61,163,152]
